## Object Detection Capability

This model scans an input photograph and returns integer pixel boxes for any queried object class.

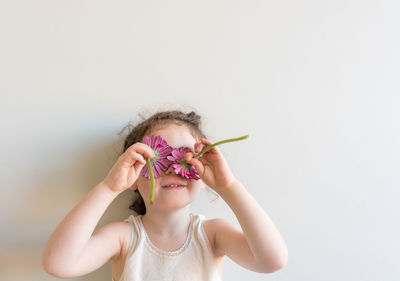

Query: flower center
[179,158,192,171]
[149,149,160,166]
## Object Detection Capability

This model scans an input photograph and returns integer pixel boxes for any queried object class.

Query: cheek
[136,177,150,194]
[137,177,164,196]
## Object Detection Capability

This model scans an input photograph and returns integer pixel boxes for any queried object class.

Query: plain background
[1,0,399,280]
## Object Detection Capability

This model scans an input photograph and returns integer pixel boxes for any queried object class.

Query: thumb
[185,154,204,176]
[133,160,146,175]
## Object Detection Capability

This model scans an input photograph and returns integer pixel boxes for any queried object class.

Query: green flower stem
[145,134,249,205]
[193,134,249,158]
[146,158,156,204]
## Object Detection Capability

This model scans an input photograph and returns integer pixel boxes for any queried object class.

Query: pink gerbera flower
[167,147,200,181]
[140,135,173,179]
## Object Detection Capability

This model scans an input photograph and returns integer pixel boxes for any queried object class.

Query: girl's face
[133,122,205,212]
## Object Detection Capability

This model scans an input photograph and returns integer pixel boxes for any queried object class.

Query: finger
[201,138,220,154]
[185,154,204,176]
[194,142,204,153]
[185,151,194,161]
[127,142,156,159]
[121,151,146,168]
[197,140,209,154]
[133,160,146,174]
[201,138,213,145]
[186,151,207,165]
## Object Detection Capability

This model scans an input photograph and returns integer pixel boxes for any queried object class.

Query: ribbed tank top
[113,213,223,281]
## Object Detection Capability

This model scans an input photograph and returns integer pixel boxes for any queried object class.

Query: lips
[161,182,187,188]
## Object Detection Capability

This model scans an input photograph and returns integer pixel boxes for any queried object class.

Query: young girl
[42,110,288,281]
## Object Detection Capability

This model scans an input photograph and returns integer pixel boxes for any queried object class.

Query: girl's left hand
[185,138,236,191]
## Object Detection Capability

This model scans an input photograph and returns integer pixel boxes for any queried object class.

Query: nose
[164,165,176,175]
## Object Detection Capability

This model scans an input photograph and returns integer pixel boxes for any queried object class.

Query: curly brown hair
[118,109,216,215]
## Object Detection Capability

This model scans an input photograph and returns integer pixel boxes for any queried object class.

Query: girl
[42,110,288,281]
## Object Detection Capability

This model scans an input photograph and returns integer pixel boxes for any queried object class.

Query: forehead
[148,123,197,149]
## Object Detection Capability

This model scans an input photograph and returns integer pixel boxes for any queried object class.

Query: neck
[140,207,192,237]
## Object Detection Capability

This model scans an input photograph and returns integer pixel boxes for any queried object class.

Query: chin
[163,200,190,210]
[151,196,192,210]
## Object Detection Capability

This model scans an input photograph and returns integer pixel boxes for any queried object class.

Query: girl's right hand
[103,142,155,193]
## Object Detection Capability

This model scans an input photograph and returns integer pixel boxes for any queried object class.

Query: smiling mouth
[161,184,187,189]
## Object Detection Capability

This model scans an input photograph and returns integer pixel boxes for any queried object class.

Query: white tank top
[113,213,223,281]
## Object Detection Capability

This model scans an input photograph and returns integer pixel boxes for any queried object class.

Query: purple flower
[167,147,200,181]
[140,135,173,179]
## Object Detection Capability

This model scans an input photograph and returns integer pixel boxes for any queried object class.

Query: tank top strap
[191,214,212,251]
[123,214,143,256]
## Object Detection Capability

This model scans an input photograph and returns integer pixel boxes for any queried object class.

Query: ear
[129,182,138,191]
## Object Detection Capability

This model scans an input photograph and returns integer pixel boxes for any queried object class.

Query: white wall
[1,0,399,280]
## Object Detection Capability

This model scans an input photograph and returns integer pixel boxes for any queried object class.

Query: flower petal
[141,135,173,178]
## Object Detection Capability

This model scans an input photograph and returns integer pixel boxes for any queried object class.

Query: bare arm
[42,142,155,278]
[185,138,288,273]
[214,179,288,273]
[42,182,123,277]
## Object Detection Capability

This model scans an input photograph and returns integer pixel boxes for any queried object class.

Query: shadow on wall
[2,134,138,281]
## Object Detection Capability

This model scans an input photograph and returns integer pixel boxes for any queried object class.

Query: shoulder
[98,218,136,262]
[204,218,247,257]
[106,218,138,281]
